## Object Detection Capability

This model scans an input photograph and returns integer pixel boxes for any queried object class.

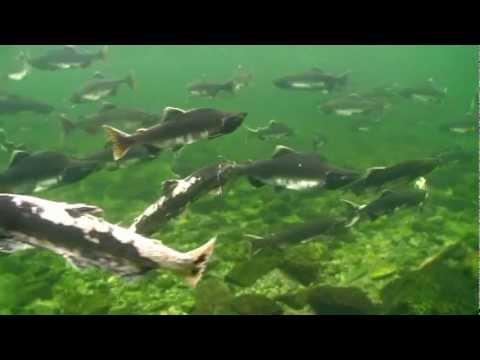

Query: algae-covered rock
[191,278,235,315]
[225,248,284,287]
[381,242,478,314]
[277,285,383,315]
[231,294,284,315]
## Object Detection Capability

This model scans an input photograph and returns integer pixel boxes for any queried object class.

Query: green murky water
[0,45,477,315]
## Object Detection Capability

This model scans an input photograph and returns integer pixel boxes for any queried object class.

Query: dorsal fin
[93,71,105,79]
[365,166,387,177]
[272,145,296,158]
[65,204,104,217]
[379,189,394,198]
[8,150,30,168]
[163,179,179,193]
[64,45,77,52]
[162,107,186,122]
[311,67,324,73]
[268,119,278,126]
[100,102,117,111]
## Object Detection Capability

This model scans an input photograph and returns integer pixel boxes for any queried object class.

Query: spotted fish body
[131,161,239,235]
[0,194,215,286]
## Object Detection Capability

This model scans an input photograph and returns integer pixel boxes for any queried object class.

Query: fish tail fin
[125,71,136,90]
[100,45,109,61]
[223,80,236,93]
[59,114,76,136]
[103,125,134,161]
[244,126,258,136]
[337,70,351,86]
[184,237,216,287]
[341,199,364,228]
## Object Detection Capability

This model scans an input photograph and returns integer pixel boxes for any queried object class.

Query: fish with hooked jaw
[233,145,361,191]
[103,107,247,161]
[0,194,215,287]
[130,161,239,236]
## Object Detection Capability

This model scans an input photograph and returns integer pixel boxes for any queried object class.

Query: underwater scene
[0,45,477,315]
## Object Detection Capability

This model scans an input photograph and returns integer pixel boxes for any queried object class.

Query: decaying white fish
[0,194,215,287]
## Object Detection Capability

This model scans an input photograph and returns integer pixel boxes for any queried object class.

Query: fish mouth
[273,78,289,88]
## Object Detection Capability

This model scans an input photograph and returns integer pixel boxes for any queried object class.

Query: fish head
[70,93,82,104]
[272,77,291,89]
[220,112,248,134]
[326,170,361,189]
[61,161,100,184]
[37,103,55,114]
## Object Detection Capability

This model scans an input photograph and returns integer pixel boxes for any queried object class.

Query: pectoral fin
[248,177,266,188]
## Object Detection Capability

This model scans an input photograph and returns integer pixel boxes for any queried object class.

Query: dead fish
[60,103,161,136]
[130,161,239,235]
[273,68,350,93]
[0,91,54,115]
[233,145,360,191]
[398,78,448,103]
[187,79,236,98]
[245,120,295,141]
[0,129,27,153]
[349,158,441,195]
[246,216,349,252]
[319,93,389,117]
[0,194,215,287]
[71,71,135,104]
[27,45,108,71]
[0,150,100,194]
[343,178,429,227]
[103,107,247,161]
